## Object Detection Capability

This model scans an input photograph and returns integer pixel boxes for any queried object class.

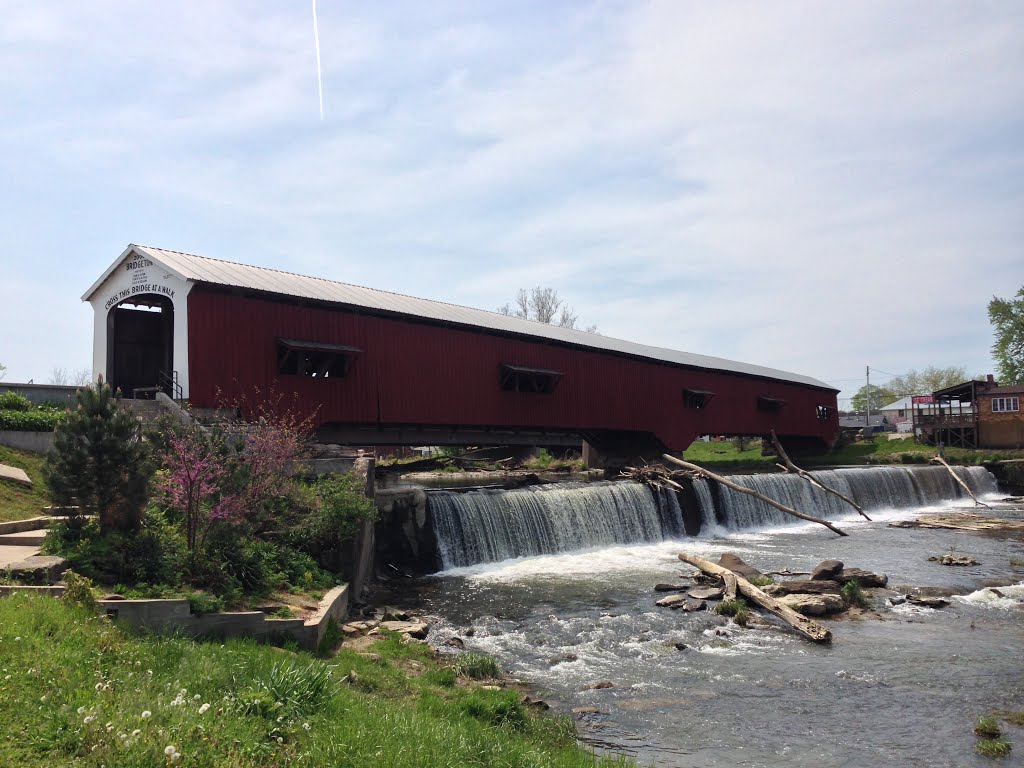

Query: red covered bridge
[84,245,839,460]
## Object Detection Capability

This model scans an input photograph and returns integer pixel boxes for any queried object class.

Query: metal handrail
[158,370,183,400]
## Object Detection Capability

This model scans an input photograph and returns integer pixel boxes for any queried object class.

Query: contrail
[312,0,324,120]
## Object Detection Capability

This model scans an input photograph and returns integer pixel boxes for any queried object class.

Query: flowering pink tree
[158,426,235,557]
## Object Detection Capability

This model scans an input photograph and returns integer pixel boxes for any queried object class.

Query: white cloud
[0,1,1020,401]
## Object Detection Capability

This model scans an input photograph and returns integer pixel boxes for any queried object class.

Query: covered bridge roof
[84,244,836,391]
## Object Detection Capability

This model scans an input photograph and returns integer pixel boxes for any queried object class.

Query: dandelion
[132,729,141,737]
[198,703,210,714]
[302,722,311,731]
[141,710,152,719]
[95,683,103,690]
[164,746,177,756]
[77,707,87,714]
[14,637,20,641]
[193,693,201,701]
[4,675,11,681]
[84,715,95,724]
[170,754,181,763]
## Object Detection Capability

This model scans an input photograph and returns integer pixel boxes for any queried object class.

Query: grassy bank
[0,445,50,523]
[682,436,1024,470]
[0,593,629,768]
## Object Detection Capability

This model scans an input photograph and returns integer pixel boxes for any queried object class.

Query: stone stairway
[0,516,66,582]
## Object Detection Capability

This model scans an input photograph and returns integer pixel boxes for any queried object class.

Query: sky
[1,1,1021,407]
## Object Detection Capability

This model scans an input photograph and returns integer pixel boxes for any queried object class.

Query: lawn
[681,435,1024,469]
[0,593,631,768]
[0,445,51,523]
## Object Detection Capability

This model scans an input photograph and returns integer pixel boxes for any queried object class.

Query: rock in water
[907,595,950,608]
[763,579,842,596]
[837,568,887,588]
[811,560,844,580]
[656,594,690,608]
[717,553,764,580]
[380,620,429,639]
[678,599,707,613]
[654,583,689,592]
[688,586,725,600]
[927,553,979,566]
[777,593,846,615]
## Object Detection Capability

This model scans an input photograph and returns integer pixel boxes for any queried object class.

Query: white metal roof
[84,244,836,391]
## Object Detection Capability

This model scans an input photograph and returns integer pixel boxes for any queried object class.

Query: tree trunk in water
[770,430,871,521]
[678,552,832,644]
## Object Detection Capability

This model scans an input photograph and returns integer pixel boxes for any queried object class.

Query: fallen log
[770,430,871,521]
[661,455,848,537]
[930,455,989,508]
[678,552,832,643]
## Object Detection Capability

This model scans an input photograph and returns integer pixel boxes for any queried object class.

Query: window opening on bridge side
[816,404,834,420]
[276,338,361,379]
[683,389,714,409]
[499,364,562,394]
[757,395,786,412]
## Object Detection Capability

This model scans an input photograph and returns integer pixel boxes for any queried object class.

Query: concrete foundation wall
[0,383,80,405]
[0,430,55,453]
[0,584,349,652]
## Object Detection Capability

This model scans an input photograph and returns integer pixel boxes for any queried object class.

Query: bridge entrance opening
[107,294,173,399]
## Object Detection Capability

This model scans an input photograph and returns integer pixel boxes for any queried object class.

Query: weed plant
[976,738,1012,759]
[452,652,502,679]
[841,580,870,608]
[975,716,1002,738]
[714,598,751,627]
[0,594,629,767]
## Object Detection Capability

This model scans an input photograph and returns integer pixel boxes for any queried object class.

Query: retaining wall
[0,430,55,453]
[0,383,79,405]
[0,584,349,652]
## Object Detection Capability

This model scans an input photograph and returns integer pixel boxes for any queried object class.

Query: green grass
[713,598,751,627]
[679,435,1024,469]
[814,437,1024,467]
[976,716,1003,738]
[0,593,630,767]
[976,738,1012,759]
[0,445,51,523]
[683,439,771,467]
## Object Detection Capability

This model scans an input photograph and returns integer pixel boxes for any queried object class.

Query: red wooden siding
[186,287,838,451]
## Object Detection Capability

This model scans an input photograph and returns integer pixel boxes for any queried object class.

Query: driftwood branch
[770,430,871,521]
[661,454,848,537]
[678,552,831,643]
[930,455,989,507]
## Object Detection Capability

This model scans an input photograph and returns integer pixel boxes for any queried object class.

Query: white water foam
[957,583,1024,610]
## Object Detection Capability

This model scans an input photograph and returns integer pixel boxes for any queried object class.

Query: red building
[84,245,839,458]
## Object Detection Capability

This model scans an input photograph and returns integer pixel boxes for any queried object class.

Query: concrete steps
[0,529,47,546]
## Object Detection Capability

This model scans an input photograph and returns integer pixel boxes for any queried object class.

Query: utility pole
[865,365,870,431]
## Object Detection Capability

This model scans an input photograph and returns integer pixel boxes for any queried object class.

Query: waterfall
[430,481,682,569]
[695,465,997,533]
[429,466,998,569]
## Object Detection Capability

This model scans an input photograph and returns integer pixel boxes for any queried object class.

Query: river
[406,466,1024,767]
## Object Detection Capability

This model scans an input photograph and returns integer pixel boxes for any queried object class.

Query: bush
[296,473,377,556]
[0,409,64,431]
[187,591,225,615]
[0,391,32,411]
[60,569,99,614]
